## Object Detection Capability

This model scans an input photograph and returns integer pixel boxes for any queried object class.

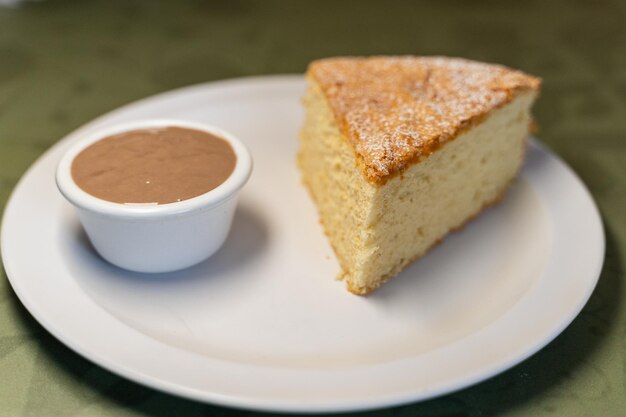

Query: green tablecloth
[1,1,624,416]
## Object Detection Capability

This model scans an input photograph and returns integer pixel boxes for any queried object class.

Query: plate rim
[1,75,605,413]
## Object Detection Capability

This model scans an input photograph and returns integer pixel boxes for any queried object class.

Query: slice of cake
[298,56,541,295]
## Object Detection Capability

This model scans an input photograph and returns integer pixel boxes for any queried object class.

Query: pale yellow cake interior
[298,78,537,295]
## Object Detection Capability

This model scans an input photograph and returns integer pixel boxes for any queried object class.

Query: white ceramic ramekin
[56,119,252,273]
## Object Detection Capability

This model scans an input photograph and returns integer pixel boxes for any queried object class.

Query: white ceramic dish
[55,119,252,273]
[1,76,604,413]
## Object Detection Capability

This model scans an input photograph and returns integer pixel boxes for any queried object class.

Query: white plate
[1,76,604,413]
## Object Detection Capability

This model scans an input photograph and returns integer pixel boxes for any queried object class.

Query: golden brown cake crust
[308,56,541,185]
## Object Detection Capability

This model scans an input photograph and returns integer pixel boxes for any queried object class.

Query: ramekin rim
[55,119,252,219]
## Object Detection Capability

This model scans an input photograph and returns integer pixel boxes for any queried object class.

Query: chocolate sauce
[72,126,236,204]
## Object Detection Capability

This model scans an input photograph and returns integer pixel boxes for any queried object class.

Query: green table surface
[1,1,624,416]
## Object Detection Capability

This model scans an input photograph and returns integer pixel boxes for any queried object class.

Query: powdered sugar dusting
[309,56,540,183]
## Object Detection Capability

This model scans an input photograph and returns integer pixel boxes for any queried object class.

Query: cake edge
[298,152,525,296]
[344,161,524,295]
